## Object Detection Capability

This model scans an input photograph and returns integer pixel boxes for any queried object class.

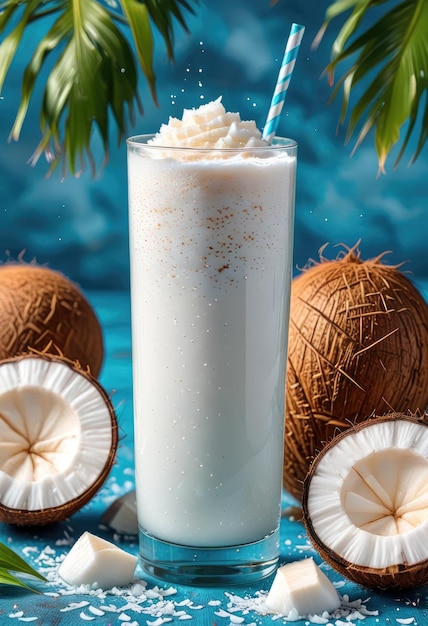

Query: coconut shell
[284,246,428,501]
[0,263,104,376]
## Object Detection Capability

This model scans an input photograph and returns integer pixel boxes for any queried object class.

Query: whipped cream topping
[149,98,267,149]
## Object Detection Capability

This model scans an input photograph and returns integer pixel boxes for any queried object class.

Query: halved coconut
[302,413,428,590]
[0,354,118,526]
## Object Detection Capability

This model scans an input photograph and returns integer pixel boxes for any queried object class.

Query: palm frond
[0,0,198,176]
[120,0,156,104]
[0,541,46,592]
[317,0,428,173]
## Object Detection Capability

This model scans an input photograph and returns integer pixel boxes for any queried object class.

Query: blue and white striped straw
[262,23,305,144]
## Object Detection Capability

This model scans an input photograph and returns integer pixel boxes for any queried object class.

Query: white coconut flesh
[305,418,428,570]
[265,557,341,617]
[0,356,115,512]
[58,531,137,588]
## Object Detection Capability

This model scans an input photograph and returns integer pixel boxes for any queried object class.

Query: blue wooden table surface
[0,290,427,626]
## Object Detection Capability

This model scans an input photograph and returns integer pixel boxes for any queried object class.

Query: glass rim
[126,133,297,153]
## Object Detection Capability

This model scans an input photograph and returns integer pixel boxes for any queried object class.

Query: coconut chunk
[102,490,138,535]
[58,531,137,588]
[265,557,340,617]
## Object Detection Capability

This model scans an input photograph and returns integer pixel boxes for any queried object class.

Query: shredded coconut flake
[88,606,105,616]
[60,601,90,612]
[308,615,329,624]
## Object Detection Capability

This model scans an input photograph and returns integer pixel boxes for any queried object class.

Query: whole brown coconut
[284,244,428,501]
[0,263,103,376]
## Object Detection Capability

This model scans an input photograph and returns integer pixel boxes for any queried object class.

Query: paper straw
[262,23,305,144]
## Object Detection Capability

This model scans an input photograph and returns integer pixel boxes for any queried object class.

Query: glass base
[138,527,280,586]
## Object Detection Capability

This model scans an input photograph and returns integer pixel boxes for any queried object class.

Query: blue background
[0,0,427,293]
[0,5,428,622]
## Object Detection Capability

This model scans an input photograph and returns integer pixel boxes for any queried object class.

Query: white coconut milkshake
[127,98,297,584]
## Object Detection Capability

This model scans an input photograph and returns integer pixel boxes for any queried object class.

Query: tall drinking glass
[127,136,297,585]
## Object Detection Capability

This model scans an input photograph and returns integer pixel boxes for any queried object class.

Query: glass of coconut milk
[127,104,297,584]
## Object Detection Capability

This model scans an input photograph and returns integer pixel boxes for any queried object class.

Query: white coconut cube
[265,557,341,617]
[58,531,137,589]
[102,490,138,535]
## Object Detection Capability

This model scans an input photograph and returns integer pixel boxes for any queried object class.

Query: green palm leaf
[0,542,46,593]
[317,0,428,173]
[0,0,198,176]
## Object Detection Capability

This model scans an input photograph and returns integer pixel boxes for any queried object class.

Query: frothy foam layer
[149,97,267,149]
